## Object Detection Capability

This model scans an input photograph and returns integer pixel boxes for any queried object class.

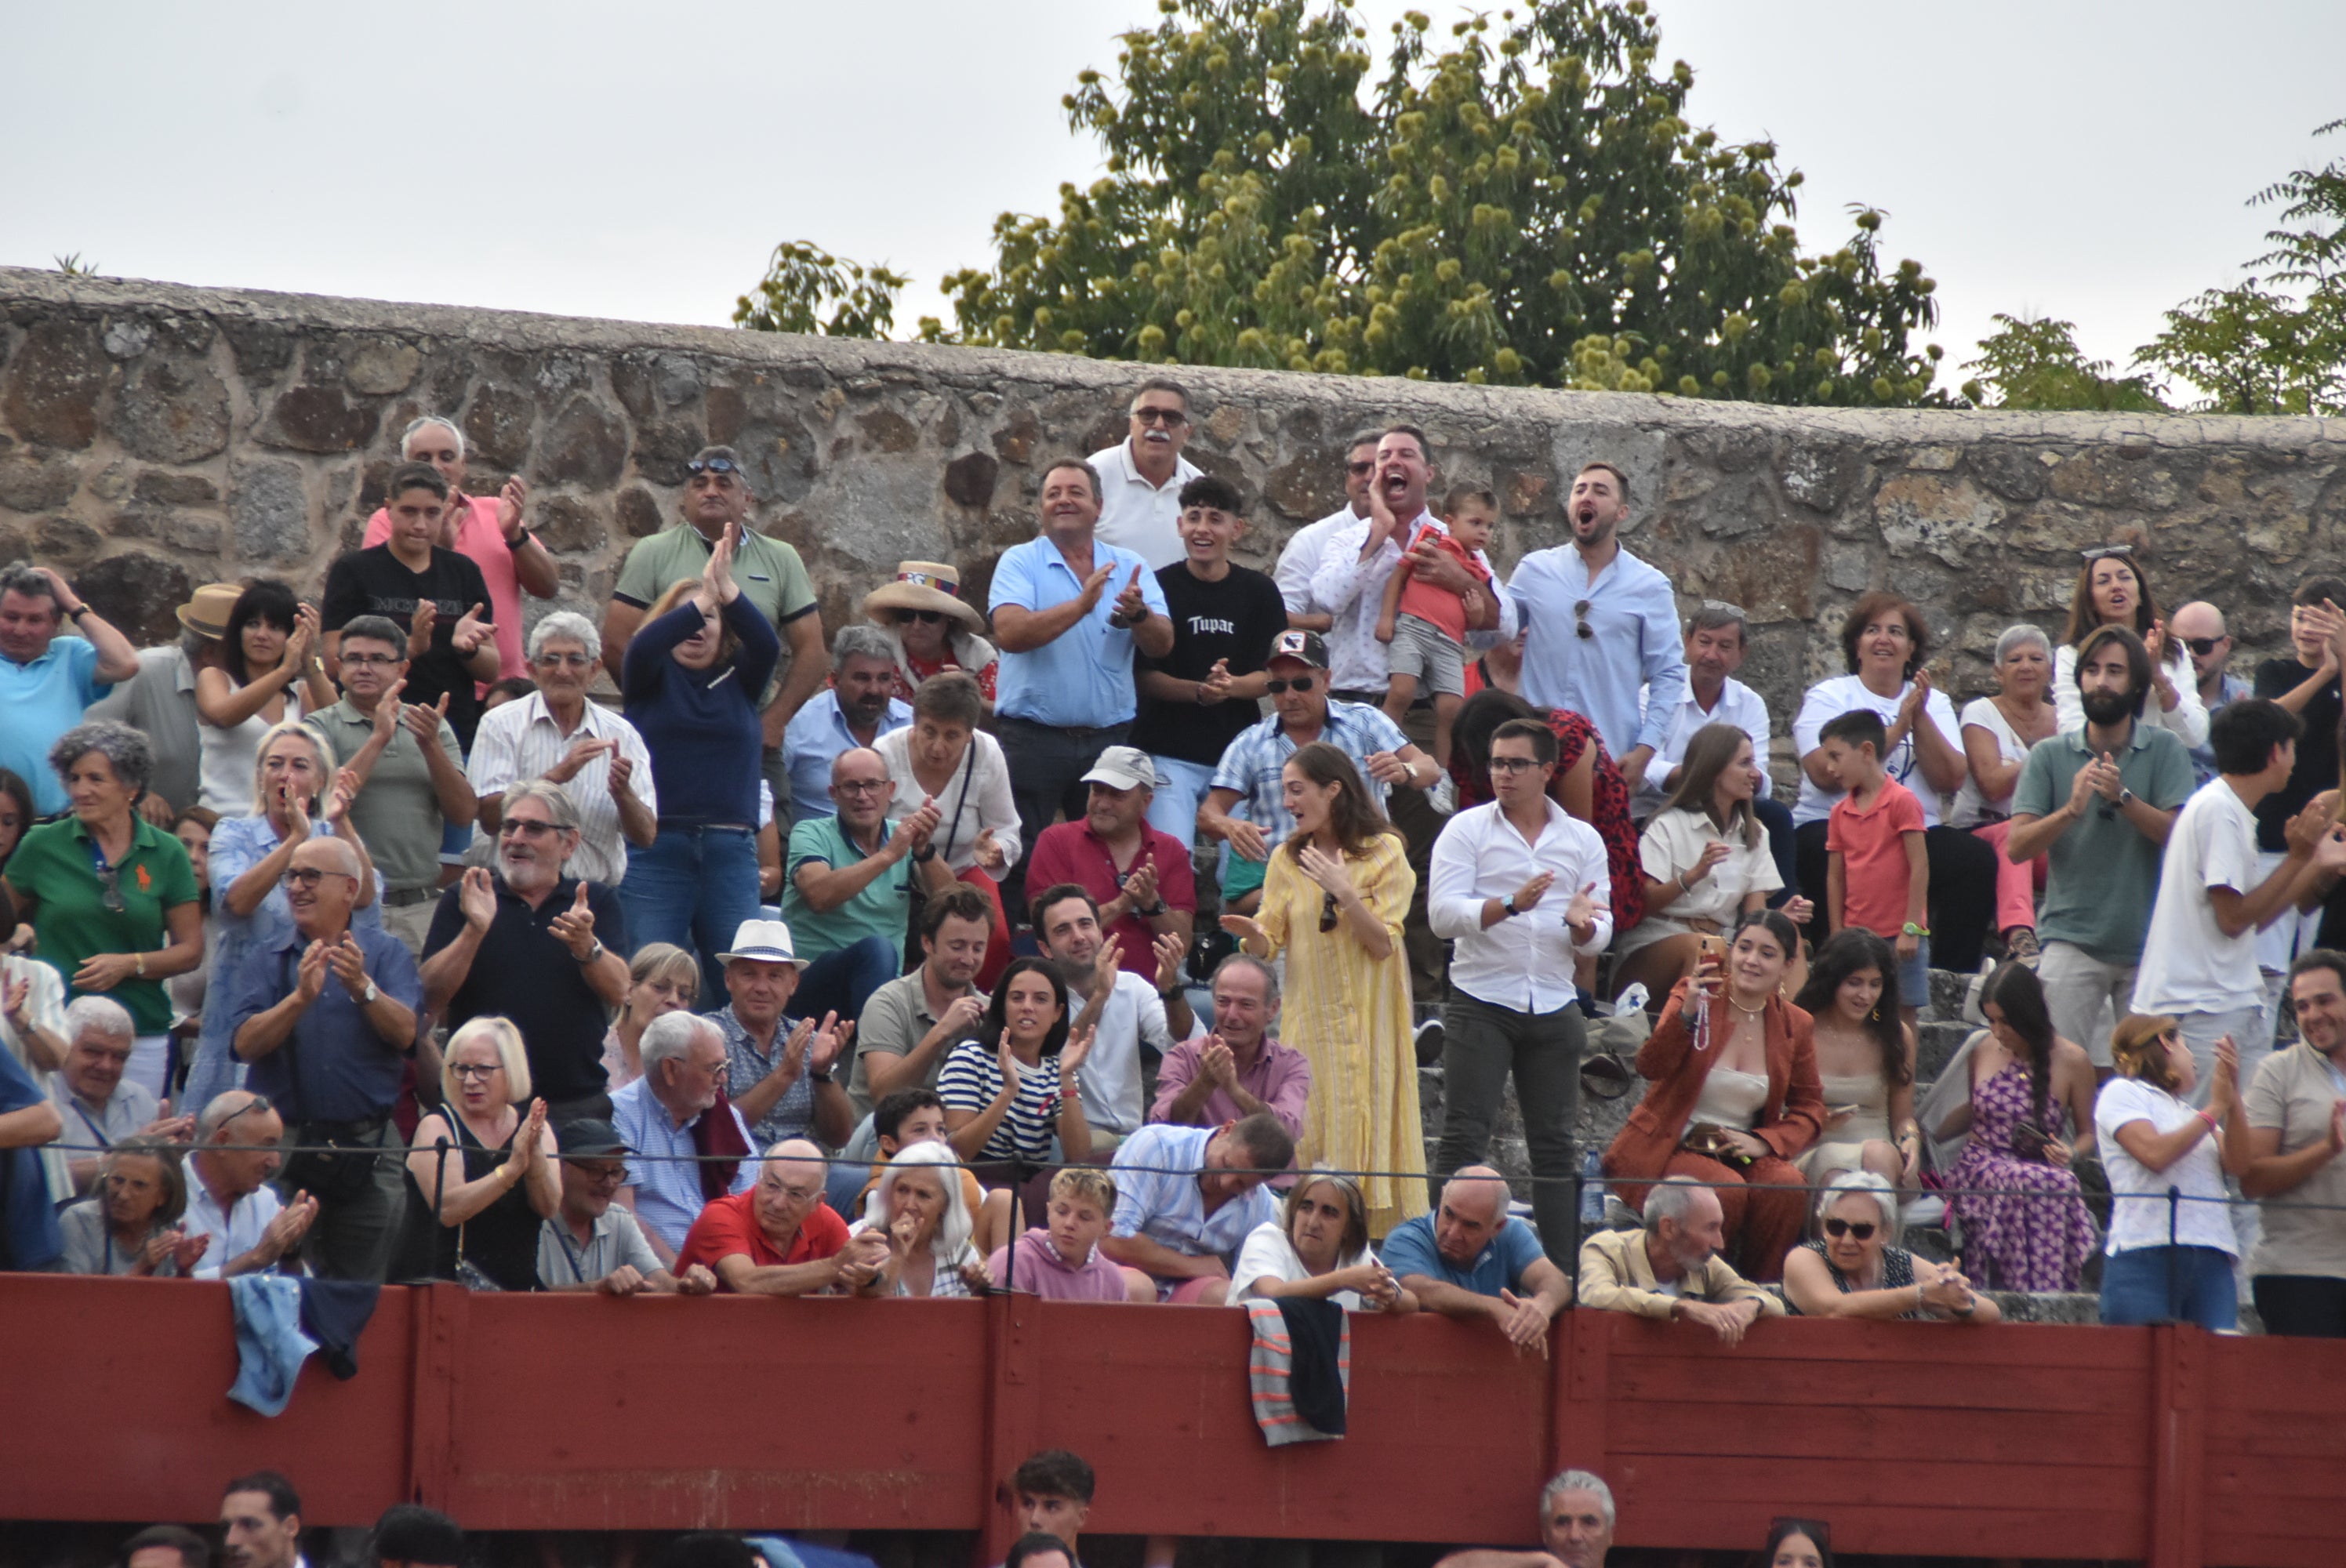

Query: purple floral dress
[1947,1061,2096,1290]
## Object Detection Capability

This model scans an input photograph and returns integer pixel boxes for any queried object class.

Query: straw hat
[862,561,985,633]
[176,583,242,640]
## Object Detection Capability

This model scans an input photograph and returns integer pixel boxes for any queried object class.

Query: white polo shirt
[1090,439,1201,572]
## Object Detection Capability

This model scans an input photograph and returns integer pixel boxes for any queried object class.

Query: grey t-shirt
[58,1199,180,1277]
[847,969,984,1120]
[536,1206,663,1289]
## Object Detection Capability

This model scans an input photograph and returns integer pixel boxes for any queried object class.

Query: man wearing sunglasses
[2170,601,2249,787]
[185,1090,317,1279]
[602,444,829,822]
[468,611,656,887]
[221,836,420,1279]
[1089,379,1204,571]
[1273,433,1381,635]
[422,779,630,1123]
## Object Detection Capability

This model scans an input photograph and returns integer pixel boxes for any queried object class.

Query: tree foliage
[735,241,912,339]
[2134,120,2346,416]
[1959,314,2166,412]
[743,0,1945,405]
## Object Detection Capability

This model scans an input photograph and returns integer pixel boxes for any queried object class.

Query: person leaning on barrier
[536,1116,716,1296]
[846,1138,989,1298]
[1378,1165,1572,1356]
[1229,1169,1418,1312]
[677,1138,888,1295]
[184,1091,314,1280]
[1101,1113,1292,1304]
[2231,949,2346,1337]
[1433,1468,1616,1568]
[1577,1175,1782,1344]
[395,1016,558,1291]
[1782,1172,1999,1323]
[57,1134,205,1276]
[989,1165,1148,1301]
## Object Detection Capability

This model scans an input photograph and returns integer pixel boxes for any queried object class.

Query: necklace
[1726,995,1769,1018]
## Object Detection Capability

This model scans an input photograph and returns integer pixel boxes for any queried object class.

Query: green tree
[743,0,1945,405]
[2135,120,2346,415]
[735,241,911,339]
[1959,314,2166,412]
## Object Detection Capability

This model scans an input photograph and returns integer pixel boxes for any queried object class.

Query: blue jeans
[997,715,1130,919]
[620,825,761,1007]
[1146,755,1217,851]
[794,935,901,1030]
[1753,797,1799,905]
[2101,1245,2238,1330]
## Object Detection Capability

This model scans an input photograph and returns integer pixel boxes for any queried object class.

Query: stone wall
[6,266,2346,750]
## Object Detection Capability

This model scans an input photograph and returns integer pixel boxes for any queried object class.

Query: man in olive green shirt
[601,445,827,817]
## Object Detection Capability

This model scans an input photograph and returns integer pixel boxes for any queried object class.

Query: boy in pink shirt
[1821,707,1932,1035]
[988,1167,1151,1301]
[1375,485,1498,765]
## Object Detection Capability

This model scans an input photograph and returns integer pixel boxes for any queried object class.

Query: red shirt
[677,1189,851,1288]
[1394,520,1491,641]
[1025,819,1198,979]
[1825,778,1926,939]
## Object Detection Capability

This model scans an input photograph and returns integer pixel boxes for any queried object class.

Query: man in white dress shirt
[184,1091,316,1279]
[1428,717,1611,1265]
[1637,600,1796,898]
[1088,379,1204,572]
[1273,431,1380,633]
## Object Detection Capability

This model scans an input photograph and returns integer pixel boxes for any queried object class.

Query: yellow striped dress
[1256,830,1425,1237]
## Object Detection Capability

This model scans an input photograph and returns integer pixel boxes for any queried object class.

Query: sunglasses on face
[499,818,561,837]
[1131,408,1189,426]
[2181,637,2224,656]
[686,457,743,477]
[1266,676,1316,695]
[1821,1218,1877,1240]
[1574,599,1595,641]
[899,609,947,625]
[1346,460,1375,475]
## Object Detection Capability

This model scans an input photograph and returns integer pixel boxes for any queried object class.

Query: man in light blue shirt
[990,458,1174,909]
[1099,1116,1291,1302]
[780,625,913,823]
[1379,1165,1571,1354]
[1508,462,1687,798]
[611,1011,756,1265]
[0,564,139,815]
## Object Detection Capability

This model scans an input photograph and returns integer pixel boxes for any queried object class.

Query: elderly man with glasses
[536,1116,717,1294]
[609,1011,757,1266]
[184,1090,318,1279]
[678,1136,888,1294]
[1088,379,1205,572]
[221,836,419,1279]
[601,443,828,822]
[467,611,657,885]
[422,779,630,1122]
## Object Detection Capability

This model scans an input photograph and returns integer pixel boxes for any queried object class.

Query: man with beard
[1030,884,1189,1152]
[421,779,629,1120]
[224,835,421,1278]
[1575,1176,1780,1343]
[2007,626,2196,1071]
[1507,461,1687,797]
[780,624,913,825]
[850,885,994,1118]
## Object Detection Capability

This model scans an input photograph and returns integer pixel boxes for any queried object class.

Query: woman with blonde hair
[601,943,702,1090]
[397,1016,558,1289]
[2094,1012,2249,1329]
[1222,742,1421,1236]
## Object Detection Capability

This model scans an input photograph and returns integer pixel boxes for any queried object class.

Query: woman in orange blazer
[1603,909,1825,1281]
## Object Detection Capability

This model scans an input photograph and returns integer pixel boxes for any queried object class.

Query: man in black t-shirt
[2252,575,2346,977]
[1128,474,1288,851]
[322,463,500,749]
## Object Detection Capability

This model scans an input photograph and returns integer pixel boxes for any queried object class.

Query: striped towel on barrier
[1245,1297,1349,1446]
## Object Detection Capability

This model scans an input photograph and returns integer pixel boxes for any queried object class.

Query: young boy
[1375,484,1498,766]
[986,1167,1148,1301]
[1821,708,1930,1034]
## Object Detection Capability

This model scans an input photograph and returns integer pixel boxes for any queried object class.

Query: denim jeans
[997,716,1129,917]
[2101,1244,2238,1330]
[1145,755,1218,851]
[794,935,902,1032]
[620,825,761,1007]
[1432,992,1582,1266]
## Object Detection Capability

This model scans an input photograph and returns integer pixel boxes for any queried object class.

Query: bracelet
[135,953,147,979]
[2196,1109,2218,1132]
[913,844,938,864]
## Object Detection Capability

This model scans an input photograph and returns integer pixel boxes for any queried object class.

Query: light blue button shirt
[0,637,109,815]
[610,1076,756,1254]
[990,535,1170,729]
[1109,1123,1283,1265]
[1508,546,1687,760]
[781,690,913,823]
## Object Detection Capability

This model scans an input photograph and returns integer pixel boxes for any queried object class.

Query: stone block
[942,451,999,510]
[1262,453,1343,521]
[539,397,629,489]
[531,492,605,554]
[110,504,223,554]
[345,342,421,396]
[706,384,746,448]
[0,455,78,512]
[3,318,107,448]
[265,385,378,453]
[616,485,665,539]
[220,319,294,378]
[463,385,536,471]
[133,470,219,506]
[1778,441,1867,514]
[111,357,231,463]
[230,457,314,561]
[857,408,921,454]
[80,551,196,647]
[37,516,101,564]
[1872,472,2003,566]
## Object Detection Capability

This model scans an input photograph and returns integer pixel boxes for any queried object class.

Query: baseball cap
[555,1119,631,1160]
[1267,630,1330,669]
[1082,746,1160,792]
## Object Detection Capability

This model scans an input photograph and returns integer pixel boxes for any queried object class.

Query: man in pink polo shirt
[363,415,556,686]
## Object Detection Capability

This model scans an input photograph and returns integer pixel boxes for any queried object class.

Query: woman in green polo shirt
[4,721,202,1102]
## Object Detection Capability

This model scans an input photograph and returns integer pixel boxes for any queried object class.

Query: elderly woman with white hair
[56,1135,206,1276]
[1782,1172,2001,1323]
[1229,1171,1418,1312]
[847,1139,988,1298]
[397,1015,559,1290]
[467,610,657,886]
[1948,624,2061,961]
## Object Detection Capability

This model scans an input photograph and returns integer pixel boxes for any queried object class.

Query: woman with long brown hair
[1791,929,1918,1189]
[2051,546,2206,746]
[1222,742,1422,1236]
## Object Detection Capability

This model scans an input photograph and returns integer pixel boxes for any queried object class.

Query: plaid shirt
[1208,702,1411,843]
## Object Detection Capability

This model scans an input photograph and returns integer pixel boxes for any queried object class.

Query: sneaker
[1429,773,1458,815]
[1413,1016,1446,1066]
[2005,927,2041,964]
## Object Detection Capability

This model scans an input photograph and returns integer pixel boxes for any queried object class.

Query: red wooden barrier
[5,1276,2342,1568]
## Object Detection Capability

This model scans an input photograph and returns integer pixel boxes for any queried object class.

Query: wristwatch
[2117,787,2136,808]
[65,604,90,622]
[361,979,380,1005]
[1136,899,1168,918]
[1901,921,1930,938]
[505,526,536,550]
[1502,895,1519,918]
[576,939,606,965]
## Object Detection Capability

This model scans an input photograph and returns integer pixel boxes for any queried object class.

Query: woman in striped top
[939,956,1095,1174]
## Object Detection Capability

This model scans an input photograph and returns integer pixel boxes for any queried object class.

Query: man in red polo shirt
[677,1138,888,1294]
[1023,746,1194,976]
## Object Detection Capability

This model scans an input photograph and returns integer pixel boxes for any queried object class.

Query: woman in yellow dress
[1221,742,1424,1237]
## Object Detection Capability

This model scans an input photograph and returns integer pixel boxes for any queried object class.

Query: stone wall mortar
[8,266,2346,779]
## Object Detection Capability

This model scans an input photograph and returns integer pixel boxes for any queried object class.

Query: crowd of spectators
[0,383,2342,1346]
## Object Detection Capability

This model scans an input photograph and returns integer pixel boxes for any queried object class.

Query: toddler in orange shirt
[1376,485,1498,765]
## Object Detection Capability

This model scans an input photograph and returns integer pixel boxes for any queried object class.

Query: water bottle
[1579,1149,1606,1223]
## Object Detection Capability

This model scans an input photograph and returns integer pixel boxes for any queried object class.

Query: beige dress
[1799,1071,1894,1180]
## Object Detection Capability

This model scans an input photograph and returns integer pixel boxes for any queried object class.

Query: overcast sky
[5,0,2340,401]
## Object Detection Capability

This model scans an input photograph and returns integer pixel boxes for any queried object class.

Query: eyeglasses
[93,863,125,913]
[1346,460,1376,476]
[281,866,357,888]
[448,1062,503,1081]
[1266,677,1317,695]
[2079,544,2135,562]
[686,456,743,476]
[340,652,402,669]
[1488,756,1545,775]
[568,1161,627,1186]
[1821,1218,1877,1240]
[216,1094,274,1131]
[834,781,888,797]
[2181,637,2224,656]
[1131,407,1189,426]
[533,652,593,668]
[1574,599,1595,641]
[899,608,947,625]
[1318,890,1340,934]
[499,818,564,837]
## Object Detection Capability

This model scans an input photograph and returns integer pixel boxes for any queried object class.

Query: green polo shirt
[2012,720,2195,964]
[303,699,463,895]
[779,813,913,964]
[8,815,199,1033]
[612,523,816,630]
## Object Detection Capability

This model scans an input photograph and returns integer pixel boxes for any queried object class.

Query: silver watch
[361,979,379,1005]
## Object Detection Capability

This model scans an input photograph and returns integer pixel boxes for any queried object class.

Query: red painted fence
[5,1276,2341,1567]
